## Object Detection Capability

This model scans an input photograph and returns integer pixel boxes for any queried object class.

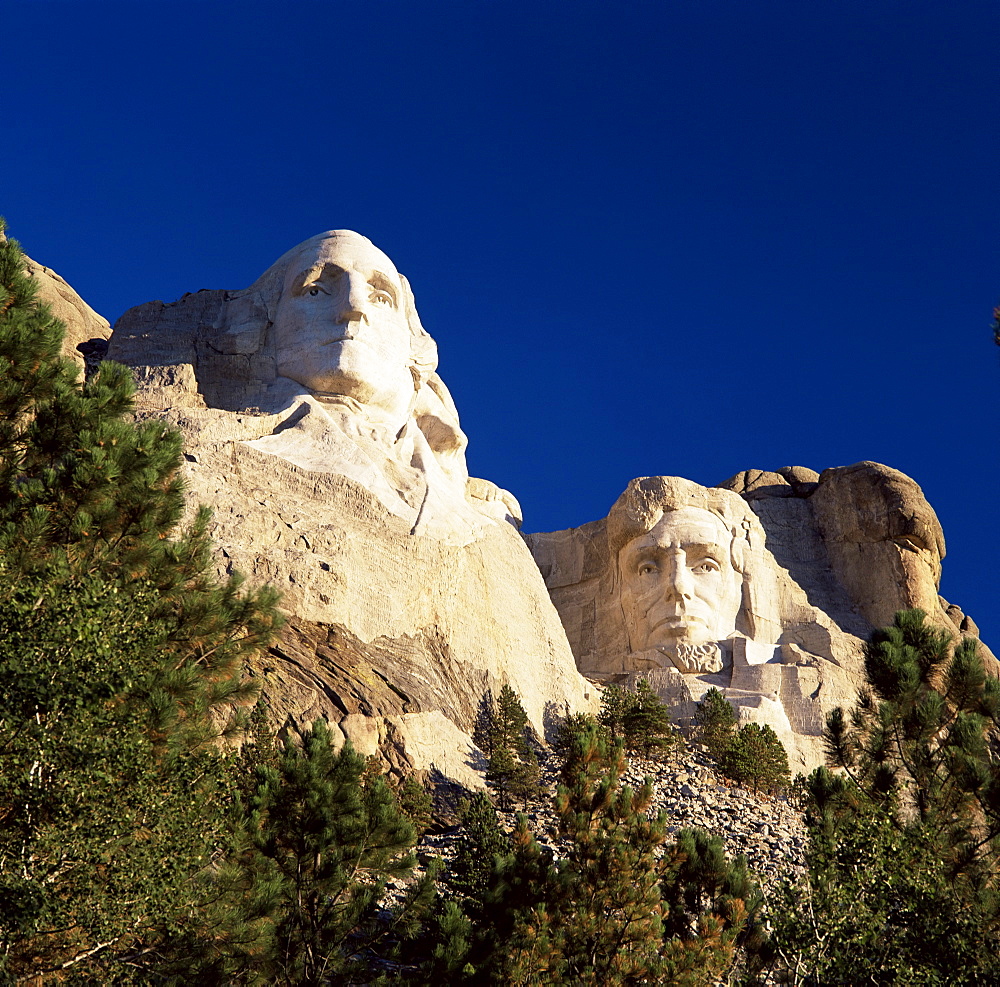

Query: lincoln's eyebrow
[683,542,726,558]
[622,540,658,560]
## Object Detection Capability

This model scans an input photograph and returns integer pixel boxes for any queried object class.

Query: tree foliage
[441,713,762,985]
[718,722,791,794]
[0,573,243,981]
[765,609,1000,984]
[482,684,542,811]
[447,792,511,902]
[227,720,436,985]
[598,679,678,758]
[695,686,737,759]
[0,220,281,750]
[695,689,789,793]
[395,774,434,837]
[0,221,282,981]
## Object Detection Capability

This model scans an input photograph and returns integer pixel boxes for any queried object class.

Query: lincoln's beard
[664,641,725,674]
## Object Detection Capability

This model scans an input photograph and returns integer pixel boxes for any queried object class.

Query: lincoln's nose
[661,550,693,601]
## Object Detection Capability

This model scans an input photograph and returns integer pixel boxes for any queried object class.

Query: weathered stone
[718,469,794,499]
[527,467,995,771]
[775,465,820,496]
[23,254,110,370]
[27,235,994,788]
[104,231,596,778]
[810,463,960,635]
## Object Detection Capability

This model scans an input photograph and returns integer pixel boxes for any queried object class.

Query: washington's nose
[335,277,369,325]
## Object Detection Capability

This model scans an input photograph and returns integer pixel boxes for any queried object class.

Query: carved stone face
[273,234,414,422]
[618,507,743,652]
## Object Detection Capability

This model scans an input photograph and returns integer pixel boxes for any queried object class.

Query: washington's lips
[319,330,359,346]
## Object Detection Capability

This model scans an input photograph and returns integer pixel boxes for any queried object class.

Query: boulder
[22,253,110,370]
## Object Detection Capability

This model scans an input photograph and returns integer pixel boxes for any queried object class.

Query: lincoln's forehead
[623,507,730,555]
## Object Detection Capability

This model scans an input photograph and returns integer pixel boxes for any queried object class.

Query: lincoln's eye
[692,560,721,574]
[371,290,394,307]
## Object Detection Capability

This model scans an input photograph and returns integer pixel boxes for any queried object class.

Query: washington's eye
[308,287,321,296]
[371,290,394,307]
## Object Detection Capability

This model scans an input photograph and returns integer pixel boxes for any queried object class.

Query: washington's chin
[276,367,381,406]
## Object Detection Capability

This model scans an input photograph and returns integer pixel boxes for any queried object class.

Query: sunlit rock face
[111,231,517,537]
[106,231,596,783]
[21,253,110,370]
[45,230,993,781]
[526,466,995,771]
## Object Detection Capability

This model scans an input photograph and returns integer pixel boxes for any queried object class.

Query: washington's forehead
[287,234,400,281]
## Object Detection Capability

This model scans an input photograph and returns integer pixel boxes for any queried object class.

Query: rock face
[22,254,110,369]
[526,465,995,771]
[31,230,992,782]
[105,230,595,784]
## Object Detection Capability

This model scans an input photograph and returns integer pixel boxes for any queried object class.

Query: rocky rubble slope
[418,739,808,890]
[623,745,807,885]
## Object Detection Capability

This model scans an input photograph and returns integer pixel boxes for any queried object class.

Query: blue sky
[4,1,999,641]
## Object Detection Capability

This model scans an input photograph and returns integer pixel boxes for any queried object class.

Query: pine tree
[447,792,511,902]
[545,717,758,983]
[624,678,678,758]
[718,722,791,794]
[0,567,274,982]
[765,609,1000,984]
[229,720,436,985]
[695,686,737,760]
[552,709,604,760]
[597,682,634,742]
[395,774,434,837]
[424,900,475,981]
[660,827,767,983]
[0,222,282,980]
[0,220,281,751]
[484,684,541,811]
[599,679,677,758]
[231,696,282,803]
[452,714,762,985]
[534,717,675,983]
